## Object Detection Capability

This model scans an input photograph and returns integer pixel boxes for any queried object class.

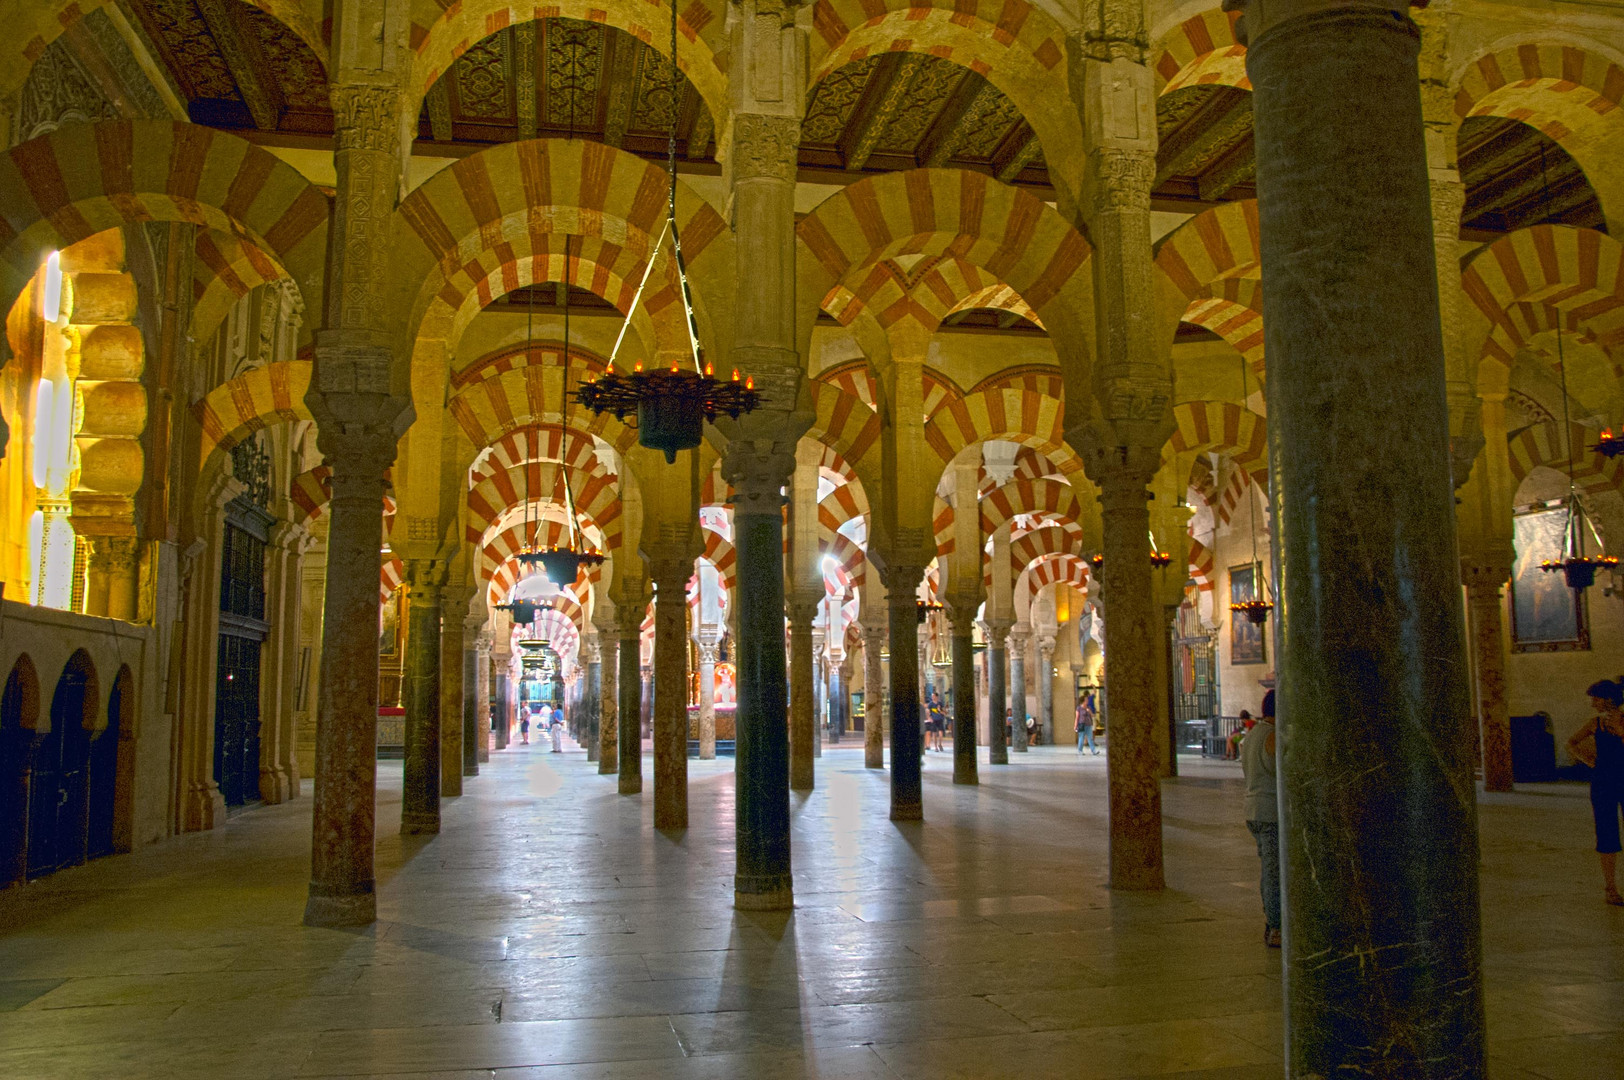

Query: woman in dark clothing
[1567,678,1624,906]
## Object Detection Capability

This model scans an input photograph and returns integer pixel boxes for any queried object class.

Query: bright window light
[32,379,52,488]
[41,251,61,323]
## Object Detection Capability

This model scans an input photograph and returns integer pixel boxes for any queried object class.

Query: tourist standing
[1567,679,1624,905]
[1076,694,1098,754]
[550,705,565,753]
[1242,690,1280,947]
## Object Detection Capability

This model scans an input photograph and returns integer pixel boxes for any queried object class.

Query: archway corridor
[0,741,1613,1079]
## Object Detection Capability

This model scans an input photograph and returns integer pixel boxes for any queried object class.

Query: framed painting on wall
[1511,506,1589,652]
[1230,564,1267,665]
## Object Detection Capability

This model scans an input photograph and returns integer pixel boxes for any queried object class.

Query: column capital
[944,599,980,636]
[723,443,794,516]
[726,113,802,184]
[1008,625,1030,656]
[697,640,720,665]
[1460,556,1512,593]
[980,618,1014,643]
[404,558,448,599]
[329,83,403,154]
[579,634,602,664]
[89,535,141,575]
[786,597,820,627]
[1223,0,1425,47]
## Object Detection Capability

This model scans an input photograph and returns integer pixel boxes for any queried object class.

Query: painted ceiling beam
[514,22,538,141]
[920,79,997,169]
[1154,91,1253,189]
[193,0,282,130]
[842,53,922,172]
[600,35,640,149]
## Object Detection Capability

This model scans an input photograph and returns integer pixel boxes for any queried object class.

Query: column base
[890,802,923,822]
[734,876,794,911]
[700,749,715,761]
[790,776,813,792]
[953,766,978,785]
[303,883,376,927]
[598,758,616,775]
[463,763,479,777]
[989,752,1009,765]
[619,777,642,794]
[1014,745,1029,754]
[400,812,440,835]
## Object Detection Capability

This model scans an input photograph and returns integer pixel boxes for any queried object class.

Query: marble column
[1464,569,1512,791]
[863,625,886,768]
[811,629,825,760]
[726,456,796,908]
[884,573,925,820]
[948,603,978,785]
[1037,637,1055,746]
[580,636,601,764]
[302,427,395,926]
[400,562,444,834]
[302,70,412,925]
[259,523,307,804]
[438,586,470,798]
[492,670,510,750]
[461,621,480,777]
[1009,627,1029,753]
[696,639,718,760]
[827,657,843,744]
[648,557,691,830]
[788,598,817,791]
[1237,0,1485,1071]
[475,631,491,763]
[597,629,619,775]
[985,620,1011,765]
[617,604,644,795]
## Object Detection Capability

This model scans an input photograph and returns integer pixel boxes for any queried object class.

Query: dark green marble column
[729,463,793,909]
[885,575,925,820]
[948,604,978,785]
[985,621,1010,765]
[1010,628,1029,753]
[400,564,443,835]
[1239,1,1485,1074]
[461,638,478,777]
[618,611,643,795]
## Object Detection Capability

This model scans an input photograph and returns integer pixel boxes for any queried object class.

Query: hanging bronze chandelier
[1226,352,1274,626]
[574,0,759,461]
[1534,143,1618,594]
[1592,427,1624,459]
[528,233,606,589]
[915,599,943,625]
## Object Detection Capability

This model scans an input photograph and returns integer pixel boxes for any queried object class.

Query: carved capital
[1088,147,1156,214]
[722,440,795,516]
[728,113,802,183]
[330,85,403,153]
[786,597,820,627]
[404,558,448,600]
[89,536,140,576]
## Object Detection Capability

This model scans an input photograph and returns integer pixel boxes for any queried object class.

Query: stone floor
[0,740,1620,1079]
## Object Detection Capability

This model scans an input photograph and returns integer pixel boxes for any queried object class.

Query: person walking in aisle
[1242,689,1280,947]
[1568,679,1624,905]
[1076,694,1098,754]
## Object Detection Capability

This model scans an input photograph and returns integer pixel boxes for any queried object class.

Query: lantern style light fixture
[1592,427,1624,459]
[916,599,943,625]
[529,233,606,588]
[574,0,760,461]
[1533,143,1618,593]
[1227,351,1274,626]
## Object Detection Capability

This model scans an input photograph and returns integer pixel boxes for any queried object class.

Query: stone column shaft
[1010,630,1029,753]
[1467,579,1512,791]
[438,594,466,798]
[400,565,443,834]
[886,579,925,820]
[788,601,817,790]
[649,561,690,829]
[730,469,794,908]
[949,607,978,785]
[583,654,601,763]
[1096,469,1165,889]
[598,631,619,774]
[1038,639,1055,746]
[475,634,491,763]
[304,442,393,926]
[618,615,643,794]
[697,642,717,760]
[462,635,479,777]
[986,628,1009,766]
[1239,1,1486,1072]
[863,625,886,768]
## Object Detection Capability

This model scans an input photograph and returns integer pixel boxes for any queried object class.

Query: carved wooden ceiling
[1153,86,1604,236]
[114,0,1606,241]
